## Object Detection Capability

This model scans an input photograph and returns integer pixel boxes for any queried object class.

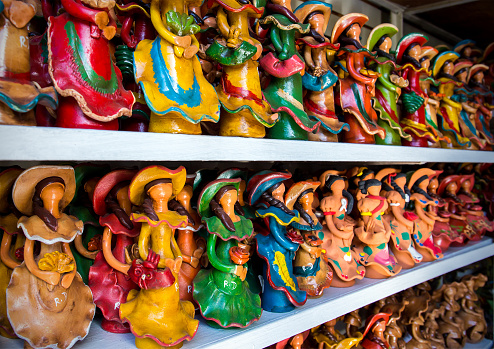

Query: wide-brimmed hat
[93,169,138,216]
[129,166,186,206]
[247,170,291,205]
[217,168,248,181]
[366,23,398,53]
[0,167,23,214]
[197,178,241,218]
[12,165,76,216]
[362,312,392,339]
[435,44,450,54]
[294,1,332,34]
[467,64,489,84]
[453,39,476,55]
[428,170,443,181]
[319,170,346,189]
[207,0,264,17]
[479,42,494,63]
[331,13,368,45]
[437,175,461,196]
[453,61,473,76]
[459,174,475,192]
[285,180,320,210]
[375,168,400,182]
[432,51,460,78]
[408,168,436,190]
[395,33,428,64]
[419,46,438,61]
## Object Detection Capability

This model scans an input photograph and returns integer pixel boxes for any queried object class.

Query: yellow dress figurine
[134,0,220,134]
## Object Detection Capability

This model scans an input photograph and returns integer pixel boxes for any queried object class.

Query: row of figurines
[0,163,492,348]
[1,0,494,148]
[273,274,488,349]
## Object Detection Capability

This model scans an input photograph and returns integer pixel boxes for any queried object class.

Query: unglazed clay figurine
[247,171,305,313]
[332,13,385,144]
[133,0,220,134]
[353,179,401,279]
[345,309,363,339]
[287,180,332,297]
[7,165,95,349]
[260,0,320,140]
[435,282,468,349]
[360,313,392,349]
[48,0,135,129]
[0,0,58,125]
[119,165,199,348]
[367,24,411,146]
[206,0,278,138]
[459,274,488,343]
[294,1,349,142]
[319,171,365,287]
[424,306,446,349]
[88,169,141,333]
[468,64,494,148]
[376,295,408,349]
[194,178,262,328]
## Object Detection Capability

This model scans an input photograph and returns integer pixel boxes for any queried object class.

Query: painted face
[456,70,468,83]
[271,183,286,201]
[331,179,345,192]
[443,61,454,75]
[40,182,65,208]
[308,13,325,32]
[299,192,314,211]
[421,58,431,70]
[219,189,238,211]
[346,23,361,41]
[446,181,458,194]
[428,178,439,193]
[147,182,173,203]
[378,36,392,53]
[408,44,422,60]
[473,71,485,83]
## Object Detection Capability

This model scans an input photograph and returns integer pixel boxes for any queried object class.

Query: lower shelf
[464,339,493,349]
[1,238,493,349]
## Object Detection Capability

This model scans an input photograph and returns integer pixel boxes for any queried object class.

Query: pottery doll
[287,180,332,297]
[407,169,443,262]
[360,313,392,349]
[319,171,365,287]
[353,179,401,279]
[133,0,220,134]
[345,309,363,338]
[246,171,305,313]
[400,282,431,327]
[7,165,95,349]
[454,39,478,63]
[468,64,494,148]
[88,169,142,333]
[194,178,262,328]
[432,51,472,148]
[294,1,349,142]
[119,165,199,348]
[48,0,135,129]
[458,274,488,343]
[367,24,411,146]
[332,13,385,144]
[375,295,408,349]
[205,0,278,138]
[260,0,320,140]
[378,169,423,269]
[0,0,58,126]
[217,168,256,220]
[423,306,446,349]
[0,167,24,338]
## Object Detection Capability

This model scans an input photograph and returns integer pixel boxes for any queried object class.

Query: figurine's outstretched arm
[269,217,298,251]
[0,233,20,269]
[24,239,60,286]
[270,27,283,53]
[376,65,399,93]
[207,234,246,280]
[103,227,130,275]
[138,223,152,262]
[74,233,98,260]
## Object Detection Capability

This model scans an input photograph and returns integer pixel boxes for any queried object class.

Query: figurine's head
[323,175,355,214]
[345,23,361,41]
[331,13,368,46]
[419,46,439,71]
[146,179,173,204]
[396,33,428,67]
[358,179,382,198]
[366,23,398,55]
[31,176,66,231]
[453,61,472,84]
[428,177,439,194]
[285,180,320,228]
[377,36,392,54]
[432,51,460,78]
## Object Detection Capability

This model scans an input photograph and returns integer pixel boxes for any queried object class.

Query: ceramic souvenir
[7,165,95,349]
[400,282,431,327]
[468,64,494,148]
[247,171,305,313]
[193,178,262,328]
[458,274,488,343]
[375,295,408,349]
[260,0,320,140]
[205,0,278,138]
[88,169,142,333]
[311,318,362,349]
[47,0,134,129]
[454,40,478,63]
[423,306,446,349]
[319,171,365,287]
[347,167,375,201]
[332,13,385,144]
[294,1,349,142]
[344,309,363,338]
[360,313,392,349]
[367,24,411,146]
[133,0,220,134]
[0,0,58,126]
[353,179,401,278]
[378,169,423,269]
[287,180,332,297]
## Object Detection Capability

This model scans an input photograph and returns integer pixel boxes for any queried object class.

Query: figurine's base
[56,97,119,130]
[364,264,393,279]
[101,318,131,334]
[390,246,416,269]
[329,276,355,288]
[135,336,184,349]
[308,129,338,142]
[219,109,265,138]
[149,111,202,134]
[0,103,35,126]
[415,246,439,262]
[427,141,442,148]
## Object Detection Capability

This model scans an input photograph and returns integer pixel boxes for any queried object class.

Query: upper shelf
[2,125,494,163]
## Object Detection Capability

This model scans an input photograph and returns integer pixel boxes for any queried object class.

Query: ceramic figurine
[47,0,135,129]
[454,40,478,63]
[345,309,363,338]
[347,167,375,201]
[400,282,431,327]
[468,64,494,148]
[332,13,385,144]
[205,0,278,138]
[353,179,401,279]
[7,165,95,349]
[423,306,446,349]
[217,168,256,219]
[319,171,365,287]
[375,295,408,349]
[360,313,392,349]
[260,0,320,140]
[367,24,411,146]
[287,180,332,297]
[378,169,423,269]
[0,0,58,125]
[311,318,362,349]
[246,171,305,313]
[133,0,220,134]
[294,1,349,142]
[458,274,488,343]
[194,178,262,328]
[88,169,141,333]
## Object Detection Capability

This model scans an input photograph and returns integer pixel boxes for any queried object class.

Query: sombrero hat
[331,13,368,45]
[319,169,346,189]
[408,168,436,191]
[437,175,461,196]
[93,169,138,216]
[454,60,473,77]
[375,168,400,182]
[294,1,332,33]
[419,46,438,61]
[432,51,460,78]
[395,33,428,64]
[207,0,264,17]
[459,174,475,192]
[285,180,320,210]
[0,167,23,214]
[197,178,241,218]
[247,170,292,206]
[12,165,76,216]
[453,39,476,54]
[428,170,443,181]
[217,168,248,181]
[129,166,186,206]
[467,64,489,84]
[366,23,398,53]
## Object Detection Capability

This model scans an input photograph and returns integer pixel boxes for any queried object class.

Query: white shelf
[1,125,494,163]
[464,339,493,349]
[1,238,492,349]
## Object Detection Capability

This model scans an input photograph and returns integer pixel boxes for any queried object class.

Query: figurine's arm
[269,217,298,251]
[60,242,77,289]
[376,65,399,93]
[170,231,183,260]
[346,53,374,85]
[390,205,414,231]
[24,239,60,286]
[120,17,137,48]
[103,227,130,274]
[216,7,230,40]
[270,26,284,53]
[138,223,151,261]
[150,0,190,51]
[0,233,20,269]
[74,234,98,260]
[207,234,245,279]
[61,0,108,27]
[303,45,316,71]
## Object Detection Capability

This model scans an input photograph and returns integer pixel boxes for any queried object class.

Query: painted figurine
[311,318,362,349]
[260,0,320,140]
[319,171,365,287]
[133,0,220,134]
[294,1,349,142]
[48,0,135,129]
[194,178,262,328]
[360,313,392,349]
[468,64,494,148]
[7,165,95,349]
[287,180,332,297]
[332,13,385,144]
[247,170,305,312]
[367,24,410,146]
[454,40,478,63]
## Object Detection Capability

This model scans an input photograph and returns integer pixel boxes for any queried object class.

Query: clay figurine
[375,295,408,349]
[454,39,478,63]
[468,64,494,148]
[458,274,488,343]
[360,312,392,349]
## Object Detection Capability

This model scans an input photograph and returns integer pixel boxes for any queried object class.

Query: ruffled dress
[457,193,494,239]
[429,197,464,251]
